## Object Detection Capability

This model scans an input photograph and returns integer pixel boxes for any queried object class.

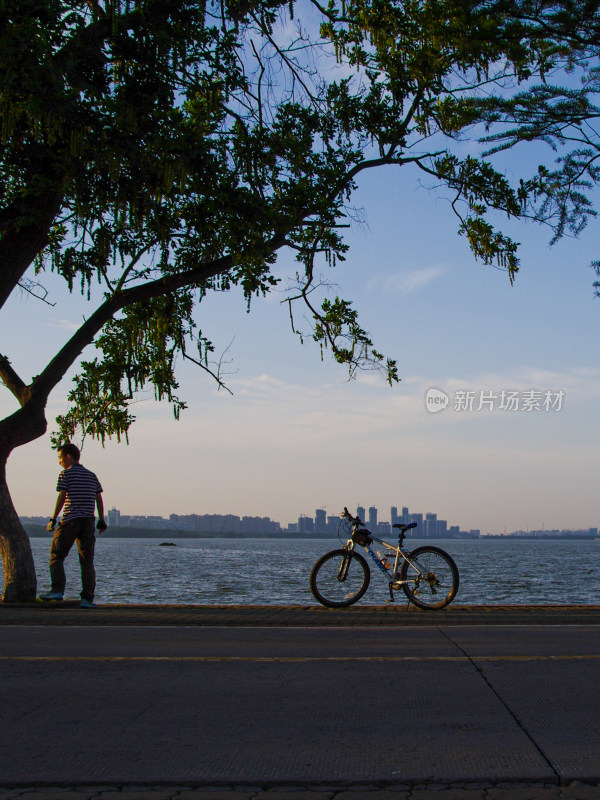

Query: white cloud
[442,367,600,398]
[47,318,80,332]
[230,373,323,400]
[367,265,446,295]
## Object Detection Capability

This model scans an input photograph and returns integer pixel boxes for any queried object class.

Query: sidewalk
[3,602,600,626]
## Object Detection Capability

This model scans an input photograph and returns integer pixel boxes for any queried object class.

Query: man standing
[39,443,107,608]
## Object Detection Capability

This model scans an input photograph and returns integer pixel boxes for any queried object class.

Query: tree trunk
[0,473,37,602]
[0,405,47,603]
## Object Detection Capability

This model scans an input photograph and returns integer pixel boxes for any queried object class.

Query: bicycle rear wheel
[400,546,459,610]
[310,548,370,608]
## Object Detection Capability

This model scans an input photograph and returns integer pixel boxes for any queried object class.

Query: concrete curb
[3,603,600,626]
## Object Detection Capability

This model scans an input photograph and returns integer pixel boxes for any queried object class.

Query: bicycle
[309,507,460,609]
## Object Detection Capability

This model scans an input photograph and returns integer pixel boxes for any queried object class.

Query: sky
[2,154,599,536]
[2,45,600,535]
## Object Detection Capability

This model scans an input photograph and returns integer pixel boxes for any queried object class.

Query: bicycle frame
[347,533,422,590]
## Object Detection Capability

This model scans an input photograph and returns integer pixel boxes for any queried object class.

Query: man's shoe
[80,599,97,609]
[38,591,63,601]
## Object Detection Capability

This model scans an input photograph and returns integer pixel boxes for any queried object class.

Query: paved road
[1,607,600,786]
[1,605,600,799]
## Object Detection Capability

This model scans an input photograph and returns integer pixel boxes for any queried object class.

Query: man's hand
[97,519,107,534]
[47,518,56,532]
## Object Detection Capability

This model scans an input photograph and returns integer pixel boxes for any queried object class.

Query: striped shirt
[56,463,103,521]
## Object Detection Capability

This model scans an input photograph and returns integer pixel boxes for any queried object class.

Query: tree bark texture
[0,475,37,602]
[0,404,48,602]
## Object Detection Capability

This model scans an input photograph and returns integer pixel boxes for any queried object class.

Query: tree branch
[0,356,28,404]
[32,223,292,401]
[0,184,64,311]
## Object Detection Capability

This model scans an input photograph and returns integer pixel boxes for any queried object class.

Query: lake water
[13,535,600,605]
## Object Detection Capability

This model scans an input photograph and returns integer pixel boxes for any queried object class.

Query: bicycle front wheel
[310,548,370,608]
[400,546,459,610]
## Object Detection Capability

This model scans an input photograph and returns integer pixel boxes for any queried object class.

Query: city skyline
[21,501,471,534]
[20,501,599,538]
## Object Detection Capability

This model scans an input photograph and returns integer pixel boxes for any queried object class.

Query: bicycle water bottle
[378,551,391,570]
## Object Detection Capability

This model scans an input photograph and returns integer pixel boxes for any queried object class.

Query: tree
[475,55,600,269]
[0,0,597,600]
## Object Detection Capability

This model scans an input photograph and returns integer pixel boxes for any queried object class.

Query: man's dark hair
[58,443,80,461]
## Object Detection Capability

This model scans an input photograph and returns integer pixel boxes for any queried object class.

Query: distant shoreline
[24,525,338,540]
[22,524,599,541]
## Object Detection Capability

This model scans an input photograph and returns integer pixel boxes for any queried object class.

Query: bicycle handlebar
[341,506,364,526]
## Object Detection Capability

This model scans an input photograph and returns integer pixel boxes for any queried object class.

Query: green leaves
[459,217,520,281]
[51,361,135,449]
[476,72,600,251]
[314,296,399,385]
[52,290,195,444]
[433,154,523,280]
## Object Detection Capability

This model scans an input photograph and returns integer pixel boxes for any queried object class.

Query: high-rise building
[410,513,423,535]
[327,515,340,535]
[391,506,398,525]
[297,515,314,534]
[425,513,437,538]
[368,506,377,528]
[315,508,327,532]
[107,507,120,527]
[357,506,366,522]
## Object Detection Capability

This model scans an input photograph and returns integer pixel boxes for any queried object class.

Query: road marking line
[1,655,465,662]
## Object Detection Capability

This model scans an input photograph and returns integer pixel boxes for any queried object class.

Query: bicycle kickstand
[386,582,395,603]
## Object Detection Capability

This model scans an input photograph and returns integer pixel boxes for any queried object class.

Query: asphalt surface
[2,604,600,800]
